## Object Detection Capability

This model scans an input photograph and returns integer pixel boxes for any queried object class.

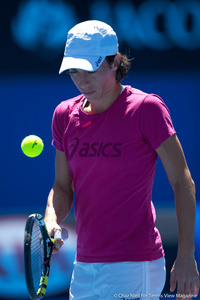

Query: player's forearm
[173,171,196,256]
[45,184,74,225]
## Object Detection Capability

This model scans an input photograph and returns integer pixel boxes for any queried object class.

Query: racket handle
[54,228,68,241]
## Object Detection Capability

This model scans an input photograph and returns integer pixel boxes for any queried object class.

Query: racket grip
[54,228,68,241]
[54,230,62,240]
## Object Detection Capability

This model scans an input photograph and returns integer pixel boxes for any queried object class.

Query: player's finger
[170,270,177,292]
[193,277,200,297]
[53,239,64,254]
[176,282,185,300]
[189,281,196,299]
[183,282,192,300]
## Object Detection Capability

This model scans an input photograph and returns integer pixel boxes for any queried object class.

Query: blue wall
[0,71,199,214]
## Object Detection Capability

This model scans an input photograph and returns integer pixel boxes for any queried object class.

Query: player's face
[68,58,119,104]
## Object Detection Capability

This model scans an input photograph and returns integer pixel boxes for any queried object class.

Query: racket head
[24,214,54,300]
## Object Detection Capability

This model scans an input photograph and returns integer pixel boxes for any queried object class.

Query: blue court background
[0,0,200,299]
[1,71,200,214]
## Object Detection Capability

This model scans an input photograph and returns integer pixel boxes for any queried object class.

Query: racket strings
[30,221,44,293]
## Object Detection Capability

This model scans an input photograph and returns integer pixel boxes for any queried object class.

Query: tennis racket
[24,213,68,300]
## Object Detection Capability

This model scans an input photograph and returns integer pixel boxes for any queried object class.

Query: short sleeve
[140,94,176,150]
[52,103,68,152]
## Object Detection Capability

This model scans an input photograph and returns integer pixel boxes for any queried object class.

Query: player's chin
[83,90,99,100]
[52,240,64,254]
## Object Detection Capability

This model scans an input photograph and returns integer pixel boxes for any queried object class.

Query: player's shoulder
[125,85,149,100]
[124,86,167,113]
[142,93,167,111]
[125,85,161,98]
[126,86,161,101]
[54,94,85,115]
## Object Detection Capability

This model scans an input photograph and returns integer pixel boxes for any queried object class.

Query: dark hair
[105,53,132,82]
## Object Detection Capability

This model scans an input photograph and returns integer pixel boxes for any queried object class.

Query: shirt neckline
[80,85,127,117]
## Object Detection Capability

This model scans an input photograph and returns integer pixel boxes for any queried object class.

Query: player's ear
[112,53,121,70]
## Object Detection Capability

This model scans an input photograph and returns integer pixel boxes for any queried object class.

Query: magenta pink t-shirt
[52,86,176,262]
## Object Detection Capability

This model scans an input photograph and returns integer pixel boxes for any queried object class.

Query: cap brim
[59,56,106,74]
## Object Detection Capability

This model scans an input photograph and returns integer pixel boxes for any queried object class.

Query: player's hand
[52,227,68,254]
[53,235,64,254]
[51,226,63,254]
[170,254,199,300]
[45,221,64,253]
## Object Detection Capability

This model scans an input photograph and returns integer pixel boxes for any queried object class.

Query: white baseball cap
[59,20,119,74]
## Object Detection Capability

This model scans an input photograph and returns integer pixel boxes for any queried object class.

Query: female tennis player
[44,20,199,300]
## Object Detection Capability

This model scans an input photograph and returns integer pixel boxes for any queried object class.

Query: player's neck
[83,83,123,114]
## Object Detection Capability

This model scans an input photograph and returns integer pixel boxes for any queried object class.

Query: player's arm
[44,149,74,249]
[156,134,199,299]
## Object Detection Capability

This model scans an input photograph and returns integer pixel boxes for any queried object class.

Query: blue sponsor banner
[1,0,200,73]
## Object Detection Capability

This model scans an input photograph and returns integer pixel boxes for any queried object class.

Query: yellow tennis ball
[21,135,44,158]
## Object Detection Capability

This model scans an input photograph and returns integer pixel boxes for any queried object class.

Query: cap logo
[95,56,103,67]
